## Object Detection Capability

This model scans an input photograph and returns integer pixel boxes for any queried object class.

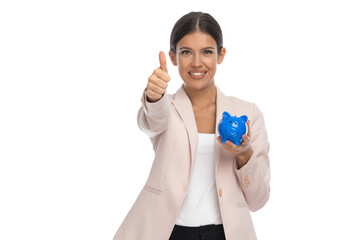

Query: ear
[222,111,231,119]
[169,50,177,66]
[240,115,248,123]
[217,47,226,64]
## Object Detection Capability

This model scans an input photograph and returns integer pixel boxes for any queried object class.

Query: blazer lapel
[172,85,229,178]
[172,85,198,173]
[215,87,228,176]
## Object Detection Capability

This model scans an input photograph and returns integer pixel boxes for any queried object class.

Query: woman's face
[170,31,226,91]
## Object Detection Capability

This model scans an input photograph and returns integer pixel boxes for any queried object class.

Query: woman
[114,12,270,240]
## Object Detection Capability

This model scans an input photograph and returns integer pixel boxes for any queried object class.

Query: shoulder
[226,95,253,107]
[219,89,263,120]
[220,89,254,111]
[217,86,252,105]
[167,92,176,102]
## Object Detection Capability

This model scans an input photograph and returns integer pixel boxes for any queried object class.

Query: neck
[183,82,217,109]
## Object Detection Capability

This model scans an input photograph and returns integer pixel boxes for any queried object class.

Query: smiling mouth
[188,71,207,79]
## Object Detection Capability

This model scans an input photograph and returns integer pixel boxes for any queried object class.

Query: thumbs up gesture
[146,51,171,102]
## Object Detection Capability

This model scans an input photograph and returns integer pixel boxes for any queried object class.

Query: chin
[184,79,215,91]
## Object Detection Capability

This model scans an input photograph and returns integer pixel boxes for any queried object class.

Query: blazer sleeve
[137,90,172,138]
[235,103,270,212]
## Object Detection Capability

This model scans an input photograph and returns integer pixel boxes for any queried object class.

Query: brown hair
[170,12,223,53]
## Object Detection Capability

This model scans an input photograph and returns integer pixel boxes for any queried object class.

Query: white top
[175,133,222,226]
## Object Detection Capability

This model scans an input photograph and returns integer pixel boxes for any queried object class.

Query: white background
[1,0,359,239]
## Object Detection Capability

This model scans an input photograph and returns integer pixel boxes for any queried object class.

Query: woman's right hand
[146,51,170,102]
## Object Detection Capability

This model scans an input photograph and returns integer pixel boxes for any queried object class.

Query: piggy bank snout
[226,128,238,136]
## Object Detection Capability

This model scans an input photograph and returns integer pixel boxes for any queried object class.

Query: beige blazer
[114,85,270,240]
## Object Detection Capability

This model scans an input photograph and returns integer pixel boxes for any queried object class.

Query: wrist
[145,91,161,103]
[236,148,253,168]
[146,95,159,103]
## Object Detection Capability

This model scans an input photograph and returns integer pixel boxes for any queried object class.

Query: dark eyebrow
[179,47,191,50]
[201,47,215,50]
[178,47,215,50]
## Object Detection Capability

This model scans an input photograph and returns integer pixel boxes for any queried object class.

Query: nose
[191,53,202,68]
[226,128,237,136]
[229,129,237,136]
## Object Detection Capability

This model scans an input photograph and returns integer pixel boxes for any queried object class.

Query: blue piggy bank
[218,111,248,146]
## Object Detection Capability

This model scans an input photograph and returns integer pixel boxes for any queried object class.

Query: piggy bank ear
[222,111,231,119]
[240,115,248,123]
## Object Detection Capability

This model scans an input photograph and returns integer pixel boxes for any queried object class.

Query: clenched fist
[146,51,170,102]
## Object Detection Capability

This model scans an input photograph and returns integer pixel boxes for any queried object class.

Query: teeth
[190,72,205,76]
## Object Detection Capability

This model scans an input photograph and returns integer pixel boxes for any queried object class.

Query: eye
[235,122,238,125]
[181,50,191,55]
[229,121,232,123]
[203,50,213,55]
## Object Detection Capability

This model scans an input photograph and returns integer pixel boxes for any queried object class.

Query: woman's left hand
[217,120,253,169]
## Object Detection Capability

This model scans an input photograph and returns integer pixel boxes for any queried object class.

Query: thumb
[159,51,168,73]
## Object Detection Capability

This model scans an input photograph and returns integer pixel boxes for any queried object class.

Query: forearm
[137,90,171,137]
[235,103,270,211]
[235,153,270,212]
[236,148,254,169]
